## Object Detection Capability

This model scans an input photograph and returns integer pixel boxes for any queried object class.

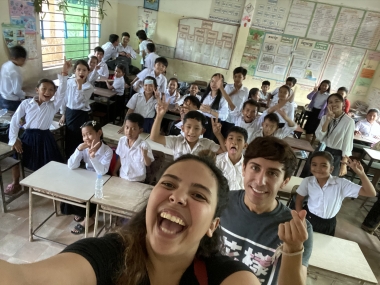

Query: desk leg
[29,188,33,242]
[85,201,90,238]
[372,169,380,188]
[93,204,100,237]
[107,100,110,124]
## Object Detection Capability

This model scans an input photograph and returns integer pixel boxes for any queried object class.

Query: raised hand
[141,144,148,157]
[77,142,90,151]
[155,94,169,117]
[211,117,222,135]
[88,141,101,158]
[62,56,72,74]
[313,84,318,92]
[215,74,224,90]
[200,104,211,114]
[277,108,287,119]
[278,210,308,253]
[59,115,65,126]
[344,156,364,176]
[326,105,334,121]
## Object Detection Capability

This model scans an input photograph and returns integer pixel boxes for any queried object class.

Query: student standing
[271,77,297,102]
[259,80,271,101]
[101,34,120,69]
[137,31,152,69]
[144,43,160,70]
[337,86,350,114]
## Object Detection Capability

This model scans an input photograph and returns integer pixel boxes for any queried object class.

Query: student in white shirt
[132,57,168,95]
[151,97,226,160]
[117,32,137,59]
[247,88,260,102]
[216,126,248,191]
[0,45,27,111]
[144,43,160,70]
[199,73,229,141]
[355,108,380,139]
[106,64,126,121]
[113,113,154,182]
[87,56,100,86]
[259,80,271,101]
[6,59,70,195]
[63,120,113,234]
[90,46,109,78]
[59,60,94,158]
[270,77,297,103]
[176,83,201,106]
[295,151,376,236]
[137,31,152,69]
[164,78,180,104]
[101,34,120,69]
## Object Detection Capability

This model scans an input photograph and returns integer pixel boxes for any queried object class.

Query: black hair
[36,78,56,90]
[248,88,259,99]
[233,67,247,77]
[9,45,27,59]
[143,76,158,89]
[242,99,260,110]
[337,86,348,94]
[121,32,130,38]
[183,110,207,128]
[190,82,199,89]
[155,57,168,68]
[183,96,201,109]
[89,56,99,64]
[146,43,155,53]
[73,59,90,72]
[262,80,270,86]
[109,34,119,43]
[367,108,380,115]
[94,46,105,55]
[263,113,280,127]
[168,77,178,87]
[80,121,103,139]
[227,126,248,142]
[136,30,146,37]
[327,93,344,103]
[318,79,331,93]
[116,64,128,82]
[286,77,297,85]
[310,151,334,166]
[125,113,144,129]
[279,85,291,95]
[201,73,225,110]
[138,32,148,41]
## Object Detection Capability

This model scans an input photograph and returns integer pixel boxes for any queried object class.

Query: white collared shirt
[296,175,361,219]
[113,77,125,96]
[224,84,248,123]
[126,92,156,118]
[116,136,154,181]
[97,61,109,78]
[250,124,296,142]
[200,92,229,121]
[68,142,113,175]
[164,89,179,104]
[101,42,118,62]
[228,108,261,144]
[8,74,67,146]
[144,52,160,69]
[61,78,94,113]
[259,90,270,100]
[355,119,380,137]
[176,94,202,106]
[216,152,244,190]
[134,68,167,94]
[0,60,25,101]
[139,40,152,64]
[316,114,355,156]
[117,43,137,59]
[165,135,220,160]
[264,97,294,125]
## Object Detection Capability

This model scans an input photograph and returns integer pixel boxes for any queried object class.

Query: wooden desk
[308,233,377,284]
[20,161,110,242]
[363,148,380,187]
[284,137,314,153]
[354,134,378,146]
[145,138,173,156]
[102,123,150,144]
[91,176,152,236]
[95,76,113,82]
[93,88,117,123]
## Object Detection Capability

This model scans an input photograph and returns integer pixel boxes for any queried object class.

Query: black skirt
[65,107,89,157]
[304,108,321,134]
[21,129,63,171]
[305,205,336,236]
[0,96,21,111]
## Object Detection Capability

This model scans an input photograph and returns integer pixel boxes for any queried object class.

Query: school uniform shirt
[228,108,260,144]
[126,92,156,118]
[61,77,94,114]
[200,93,229,121]
[250,124,296,142]
[112,77,125,96]
[144,52,160,69]
[139,40,152,64]
[355,119,380,137]
[175,121,203,138]
[315,114,355,156]
[164,89,180,104]
[176,94,202,106]
[216,152,244,191]
[117,43,137,59]
[68,142,113,175]
[264,97,294,125]
[87,70,98,86]
[8,74,68,146]
[134,68,167,94]
[259,90,271,101]
[97,61,109,78]
[0,60,25,101]
[101,42,118,62]
[224,84,248,123]
[296,175,361,219]
[165,135,220,160]
[116,136,154,181]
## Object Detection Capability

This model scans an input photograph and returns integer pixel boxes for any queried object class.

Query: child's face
[95,51,104,61]
[249,92,260,101]
[337,90,347,98]
[189,84,199,95]
[154,62,166,74]
[114,67,124,78]
[233,73,245,84]
[124,120,142,140]
[278,87,289,100]
[88,58,98,70]
[75,64,89,81]
[319,83,329,93]
[122,36,130,45]
[261,84,270,93]
[82,126,102,146]
[210,76,222,91]
[328,96,343,113]
[367,112,378,124]
[242,104,258,123]
[36,82,56,103]
[286,80,294,88]
[13,57,26,67]
[181,118,204,143]
[262,119,278,136]
[168,80,178,92]
[143,83,155,94]
[225,132,247,158]
[310,156,333,179]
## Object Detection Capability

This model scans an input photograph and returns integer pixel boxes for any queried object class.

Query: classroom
[0,0,380,284]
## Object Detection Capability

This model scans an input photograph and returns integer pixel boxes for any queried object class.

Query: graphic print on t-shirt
[222,226,280,285]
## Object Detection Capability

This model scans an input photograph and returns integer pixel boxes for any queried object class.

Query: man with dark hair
[101,34,120,70]
[220,137,313,285]
[115,32,136,75]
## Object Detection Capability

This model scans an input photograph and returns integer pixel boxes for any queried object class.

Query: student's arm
[67,145,86,169]
[89,144,113,175]
[141,142,154,167]
[105,80,113,90]
[8,101,26,152]
[10,70,26,100]
[354,121,362,135]
[150,92,168,146]
[315,113,331,142]
[112,157,121,176]
[211,117,227,153]
[277,109,295,127]
[53,57,70,111]
[288,88,295,103]
[339,119,355,177]
[220,271,259,285]
[345,156,376,197]
[295,179,308,213]
[220,86,236,111]
[344,99,350,114]
[295,194,305,213]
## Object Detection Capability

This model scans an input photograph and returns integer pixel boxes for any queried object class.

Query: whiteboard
[284,0,315,38]
[330,8,364,46]
[306,3,340,42]
[174,19,238,69]
[353,11,380,50]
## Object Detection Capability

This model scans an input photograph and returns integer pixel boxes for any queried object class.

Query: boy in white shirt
[0,45,27,111]
[216,126,248,191]
[259,80,271,101]
[168,96,201,136]
[144,43,160,70]
[151,95,226,160]
[137,31,152,69]
[113,113,154,182]
[92,46,109,78]
[270,77,297,103]
[117,32,137,59]
[101,34,120,69]
[87,56,100,85]
[176,83,201,106]
[354,108,380,139]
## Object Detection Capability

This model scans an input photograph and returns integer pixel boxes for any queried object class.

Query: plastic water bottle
[95,174,103,199]
[0,109,7,118]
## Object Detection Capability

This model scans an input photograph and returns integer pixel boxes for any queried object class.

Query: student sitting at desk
[101,34,120,70]
[216,126,248,191]
[151,96,226,160]
[87,56,100,86]
[0,45,27,111]
[176,82,201,106]
[63,121,113,234]
[270,76,297,103]
[247,88,260,102]
[164,77,180,104]
[105,64,126,121]
[89,46,109,78]
[117,32,137,60]
[144,43,160,70]
[296,151,376,236]
[259,80,271,101]
[113,113,154,182]
[168,96,201,136]
[354,108,380,139]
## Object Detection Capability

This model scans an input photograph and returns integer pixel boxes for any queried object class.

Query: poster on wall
[209,0,245,25]
[284,0,315,38]
[353,11,380,50]
[138,7,158,40]
[352,51,380,97]
[241,0,255,28]
[330,8,364,46]
[2,23,38,59]
[251,0,292,33]
[240,29,265,76]
[306,3,340,42]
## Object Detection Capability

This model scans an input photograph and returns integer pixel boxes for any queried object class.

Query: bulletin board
[174,18,238,69]
[240,29,265,76]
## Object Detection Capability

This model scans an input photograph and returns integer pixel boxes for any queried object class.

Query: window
[40,0,100,69]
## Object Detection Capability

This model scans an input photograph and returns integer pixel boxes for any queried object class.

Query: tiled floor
[0,172,379,284]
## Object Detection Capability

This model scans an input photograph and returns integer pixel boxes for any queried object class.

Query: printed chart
[209,0,245,25]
